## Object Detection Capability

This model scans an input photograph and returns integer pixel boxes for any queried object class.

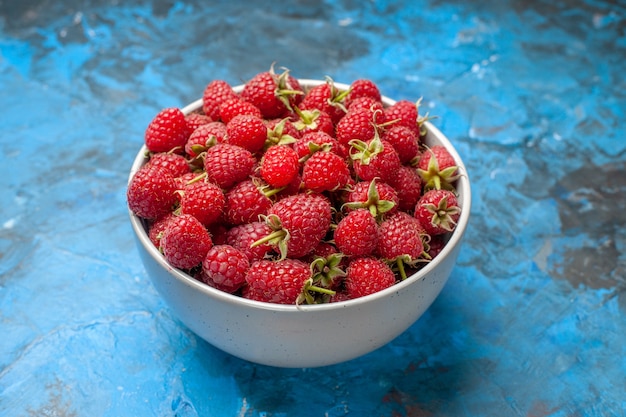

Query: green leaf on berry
[342,178,396,219]
[252,214,290,260]
[417,149,460,191]
[423,195,461,232]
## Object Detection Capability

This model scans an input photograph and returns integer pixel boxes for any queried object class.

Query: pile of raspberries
[127,66,462,305]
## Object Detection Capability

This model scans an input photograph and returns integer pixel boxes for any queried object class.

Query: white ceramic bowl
[128,80,471,368]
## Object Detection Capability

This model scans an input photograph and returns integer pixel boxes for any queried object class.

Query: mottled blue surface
[1,0,625,415]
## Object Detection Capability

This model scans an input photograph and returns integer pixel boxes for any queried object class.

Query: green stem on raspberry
[185,172,207,186]
[250,229,287,247]
[263,186,286,198]
[251,224,290,260]
[308,285,336,296]
[396,258,408,280]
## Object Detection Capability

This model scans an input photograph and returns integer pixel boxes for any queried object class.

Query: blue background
[1,0,625,415]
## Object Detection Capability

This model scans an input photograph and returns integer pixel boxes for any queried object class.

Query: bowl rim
[128,79,471,313]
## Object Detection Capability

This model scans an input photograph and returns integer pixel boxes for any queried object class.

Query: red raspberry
[185,113,212,132]
[262,193,332,259]
[175,172,202,191]
[414,189,461,236]
[309,241,341,260]
[200,244,249,293]
[185,122,227,158]
[179,180,225,227]
[144,107,190,153]
[345,79,381,107]
[329,290,352,303]
[293,131,348,160]
[384,99,420,136]
[417,145,459,191]
[244,259,311,304]
[426,235,447,259]
[347,96,386,124]
[224,178,272,225]
[260,145,300,188]
[161,214,213,270]
[336,107,377,147]
[351,138,401,184]
[308,248,346,294]
[390,165,423,213]
[344,179,399,218]
[146,152,190,178]
[225,221,275,262]
[381,124,420,164]
[345,257,396,299]
[241,285,266,302]
[226,114,268,153]
[241,68,303,119]
[265,118,301,146]
[218,98,262,123]
[127,165,178,220]
[377,212,425,268]
[203,143,256,190]
[275,173,303,199]
[148,212,176,248]
[202,80,238,121]
[293,108,335,137]
[302,151,351,193]
[299,80,347,125]
[334,209,378,257]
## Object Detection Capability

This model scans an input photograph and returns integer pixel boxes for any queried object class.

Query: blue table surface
[1,0,625,416]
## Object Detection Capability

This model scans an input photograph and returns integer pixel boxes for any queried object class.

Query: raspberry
[336,107,377,147]
[224,178,272,225]
[225,221,275,262]
[179,180,225,227]
[302,151,350,193]
[146,152,190,178]
[384,99,420,136]
[144,107,190,153]
[218,98,263,124]
[377,212,425,275]
[185,113,212,132]
[345,257,396,299]
[202,80,238,121]
[241,67,303,119]
[345,79,381,106]
[127,165,178,220]
[201,244,249,293]
[260,145,300,188]
[334,209,378,257]
[344,179,399,218]
[347,96,386,124]
[261,193,332,259]
[148,212,176,249]
[292,108,335,137]
[226,114,268,153]
[185,122,228,158]
[381,124,420,164]
[265,117,301,146]
[293,131,348,160]
[161,214,213,270]
[203,143,256,190]
[417,145,460,191]
[244,259,311,304]
[351,137,401,184]
[414,189,461,236]
[299,80,347,125]
[390,165,423,213]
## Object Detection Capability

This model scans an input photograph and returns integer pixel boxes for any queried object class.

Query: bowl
[128,79,471,368]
